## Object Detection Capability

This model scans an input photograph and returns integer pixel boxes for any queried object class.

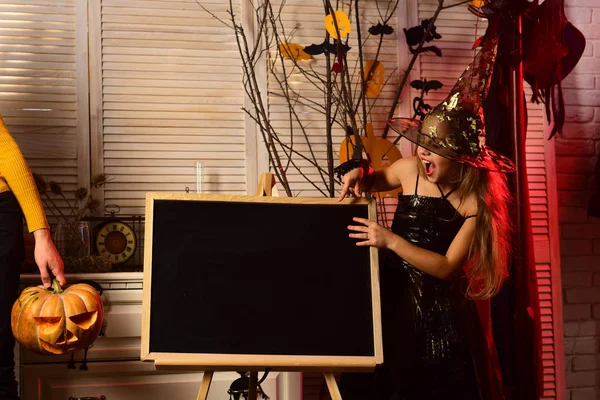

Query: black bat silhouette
[303,41,351,56]
[368,22,394,36]
[410,79,443,94]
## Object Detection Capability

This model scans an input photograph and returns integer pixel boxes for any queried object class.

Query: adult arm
[0,118,65,287]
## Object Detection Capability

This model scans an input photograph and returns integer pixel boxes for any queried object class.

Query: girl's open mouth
[422,159,435,176]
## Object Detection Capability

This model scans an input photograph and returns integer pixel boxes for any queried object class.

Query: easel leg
[248,371,259,400]
[197,370,214,400]
[324,373,343,400]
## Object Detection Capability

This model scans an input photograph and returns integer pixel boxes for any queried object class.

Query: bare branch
[194,0,233,29]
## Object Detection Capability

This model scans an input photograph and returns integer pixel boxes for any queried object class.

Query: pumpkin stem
[51,279,64,294]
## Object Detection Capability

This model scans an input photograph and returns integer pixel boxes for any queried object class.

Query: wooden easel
[196,172,343,400]
[255,171,280,197]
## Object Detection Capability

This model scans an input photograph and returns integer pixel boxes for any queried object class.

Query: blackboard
[141,193,382,372]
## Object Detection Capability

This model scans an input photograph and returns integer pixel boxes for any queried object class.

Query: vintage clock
[95,221,137,264]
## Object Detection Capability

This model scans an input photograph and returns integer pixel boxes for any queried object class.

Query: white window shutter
[0,0,85,219]
[92,0,247,215]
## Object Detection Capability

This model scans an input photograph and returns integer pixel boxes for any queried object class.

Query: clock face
[95,221,137,264]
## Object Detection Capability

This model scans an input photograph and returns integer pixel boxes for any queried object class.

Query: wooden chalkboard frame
[141,192,382,372]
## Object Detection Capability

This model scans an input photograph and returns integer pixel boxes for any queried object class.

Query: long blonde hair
[416,158,513,299]
[457,165,512,300]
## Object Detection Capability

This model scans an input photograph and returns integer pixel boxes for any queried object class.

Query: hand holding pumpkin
[11,279,104,355]
[32,228,66,288]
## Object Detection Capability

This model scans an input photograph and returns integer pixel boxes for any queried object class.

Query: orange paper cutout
[364,60,385,98]
[339,123,402,198]
[279,43,312,61]
[325,10,352,39]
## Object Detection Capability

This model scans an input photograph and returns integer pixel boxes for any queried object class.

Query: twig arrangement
[198,0,464,198]
[33,173,111,271]
[33,173,108,224]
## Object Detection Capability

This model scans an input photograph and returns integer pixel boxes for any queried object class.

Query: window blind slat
[100,0,245,214]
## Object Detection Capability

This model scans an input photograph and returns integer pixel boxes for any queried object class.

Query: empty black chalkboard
[141,193,382,371]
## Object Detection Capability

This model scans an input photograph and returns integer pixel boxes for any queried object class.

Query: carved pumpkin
[325,10,352,39]
[11,280,104,355]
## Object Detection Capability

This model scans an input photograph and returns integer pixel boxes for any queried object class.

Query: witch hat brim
[387,117,516,173]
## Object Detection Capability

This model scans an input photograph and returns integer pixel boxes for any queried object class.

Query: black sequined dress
[340,175,503,400]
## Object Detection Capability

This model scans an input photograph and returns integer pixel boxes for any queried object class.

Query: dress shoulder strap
[435,183,445,197]
[435,183,458,199]
[443,186,458,199]
[415,174,420,195]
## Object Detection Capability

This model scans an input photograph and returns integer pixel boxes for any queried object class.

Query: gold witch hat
[388,36,516,173]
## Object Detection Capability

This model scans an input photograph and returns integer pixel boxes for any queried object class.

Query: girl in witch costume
[337,37,514,400]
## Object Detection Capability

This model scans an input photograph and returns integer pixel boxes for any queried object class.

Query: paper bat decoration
[410,79,443,119]
[368,22,394,36]
[410,79,443,94]
[303,41,351,56]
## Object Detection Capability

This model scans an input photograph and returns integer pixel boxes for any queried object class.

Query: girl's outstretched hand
[338,167,363,201]
[348,217,393,248]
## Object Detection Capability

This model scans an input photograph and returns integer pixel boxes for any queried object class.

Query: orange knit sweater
[0,116,49,232]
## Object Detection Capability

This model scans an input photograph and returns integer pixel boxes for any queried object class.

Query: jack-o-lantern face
[364,60,385,98]
[11,280,104,355]
[324,10,352,39]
